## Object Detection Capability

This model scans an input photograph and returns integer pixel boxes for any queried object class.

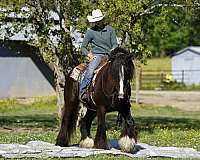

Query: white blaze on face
[119,65,124,99]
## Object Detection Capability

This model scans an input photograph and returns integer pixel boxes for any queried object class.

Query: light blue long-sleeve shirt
[81,25,118,55]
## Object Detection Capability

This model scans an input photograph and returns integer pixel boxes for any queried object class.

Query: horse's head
[109,47,135,99]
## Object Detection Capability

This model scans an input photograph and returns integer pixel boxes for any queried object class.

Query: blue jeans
[80,54,104,95]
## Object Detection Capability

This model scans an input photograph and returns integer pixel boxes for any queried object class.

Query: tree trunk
[53,62,65,119]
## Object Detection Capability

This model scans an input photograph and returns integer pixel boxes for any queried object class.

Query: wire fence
[139,69,200,90]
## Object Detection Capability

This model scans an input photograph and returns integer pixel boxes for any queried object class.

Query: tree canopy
[1,0,200,61]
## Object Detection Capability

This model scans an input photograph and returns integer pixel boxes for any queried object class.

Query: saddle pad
[70,63,87,81]
[70,56,108,82]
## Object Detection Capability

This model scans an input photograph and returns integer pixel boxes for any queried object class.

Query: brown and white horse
[56,47,137,153]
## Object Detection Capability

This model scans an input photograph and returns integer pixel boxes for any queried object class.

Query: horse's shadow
[105,113,200,132]
[1,113,199,131]
[0,114,58,128]
[136,116,200,132]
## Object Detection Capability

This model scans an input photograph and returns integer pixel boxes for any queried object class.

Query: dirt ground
[132,90,200,111]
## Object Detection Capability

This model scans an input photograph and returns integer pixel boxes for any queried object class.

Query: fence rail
[139,69,200,89]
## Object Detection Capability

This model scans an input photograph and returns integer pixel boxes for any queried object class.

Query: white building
[0,7,83,98]
[171,46,200,85]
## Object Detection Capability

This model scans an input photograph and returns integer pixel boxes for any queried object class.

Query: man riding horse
[80,9,118,101]
[56,9,137,151]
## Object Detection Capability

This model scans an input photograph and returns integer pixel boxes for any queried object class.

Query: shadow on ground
[135,116,200,132]
[0,114,58,128]
[0,113,200,132]
[105,113,200,132]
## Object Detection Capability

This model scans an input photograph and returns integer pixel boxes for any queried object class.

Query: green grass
[141,57,171,72]
[0,96,57,116]
[0,97,58,128]
[0,97,200,159]
[132,105,200,151]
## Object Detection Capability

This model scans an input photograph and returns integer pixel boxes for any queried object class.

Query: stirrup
[80,92,87,102]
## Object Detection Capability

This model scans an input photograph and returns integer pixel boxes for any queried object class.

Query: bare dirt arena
[132,90,200,111]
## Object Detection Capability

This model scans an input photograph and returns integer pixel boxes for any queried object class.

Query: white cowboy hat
[87,9,104,23]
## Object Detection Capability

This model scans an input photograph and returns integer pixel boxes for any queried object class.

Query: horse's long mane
[109,47,135,81]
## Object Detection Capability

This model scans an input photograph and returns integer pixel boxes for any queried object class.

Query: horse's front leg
[119,107,137,153]
[94,106,108,149]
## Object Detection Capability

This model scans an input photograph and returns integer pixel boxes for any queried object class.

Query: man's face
[95,20,104,29]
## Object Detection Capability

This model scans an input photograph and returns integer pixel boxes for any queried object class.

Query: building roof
[173,46,200,57]
[0,7,83,48]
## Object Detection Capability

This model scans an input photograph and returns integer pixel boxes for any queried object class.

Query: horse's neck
[100,63,116,95]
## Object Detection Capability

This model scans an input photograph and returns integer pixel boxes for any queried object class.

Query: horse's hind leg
[79,109,96,148]
[118,103,137,153]
[56,99,79,147]
[56,77,79,147]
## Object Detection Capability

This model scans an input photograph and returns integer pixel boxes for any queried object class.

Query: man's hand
[87,52,95,61]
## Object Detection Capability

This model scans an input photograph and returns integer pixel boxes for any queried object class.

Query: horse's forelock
[110,48,134,81]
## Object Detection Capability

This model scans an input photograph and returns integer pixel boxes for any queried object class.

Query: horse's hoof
[55,138,68,147]
[55,142,68,147]
[118,136,136,153]
[95,141,109,150]
[80,137,94,148]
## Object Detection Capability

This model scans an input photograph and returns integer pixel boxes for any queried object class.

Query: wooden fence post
[135,67,141,104]
[160,71,164,83]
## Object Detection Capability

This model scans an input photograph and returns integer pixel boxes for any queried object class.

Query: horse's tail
[56,75,80,147]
